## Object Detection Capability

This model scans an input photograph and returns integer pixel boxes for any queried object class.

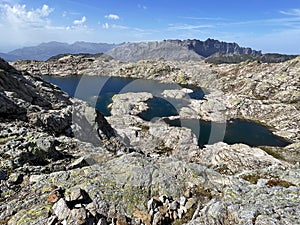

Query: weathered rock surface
[5,153,229,224]
[2,54,300,225]
[1,58,116,142]
[107,92,199,158]
[186,165,300,225]
[190,142,287,175]
[0,58,121,224]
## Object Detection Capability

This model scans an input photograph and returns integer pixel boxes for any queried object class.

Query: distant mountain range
[0,39,298,63]
[0,41,119,61]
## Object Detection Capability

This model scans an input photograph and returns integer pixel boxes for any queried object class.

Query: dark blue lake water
[43,75,291,148]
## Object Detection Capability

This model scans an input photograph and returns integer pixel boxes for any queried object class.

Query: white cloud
[168,23,214,30]
[280,9,300,16]
[0,3,54,28]
[105,14,120,20]
[73,16,86,25]
[138,4,147,10]
[102,22,109,29]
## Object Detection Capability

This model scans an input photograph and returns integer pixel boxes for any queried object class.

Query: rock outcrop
[107,92,199,158]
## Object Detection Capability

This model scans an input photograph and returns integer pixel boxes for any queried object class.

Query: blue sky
[0,0,300,54]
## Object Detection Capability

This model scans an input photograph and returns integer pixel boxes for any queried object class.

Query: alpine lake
[43,75,291,148]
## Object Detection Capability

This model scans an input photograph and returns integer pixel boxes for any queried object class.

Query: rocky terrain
[1,53,300,225]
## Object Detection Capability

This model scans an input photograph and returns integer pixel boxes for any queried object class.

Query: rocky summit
[1,52,300,225]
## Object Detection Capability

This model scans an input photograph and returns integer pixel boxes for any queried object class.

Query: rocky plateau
[1,51,300,225]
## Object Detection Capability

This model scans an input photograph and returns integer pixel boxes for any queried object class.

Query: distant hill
[1,41,119,61]
[0,53,19,62]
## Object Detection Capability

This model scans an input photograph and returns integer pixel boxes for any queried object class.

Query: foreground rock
[0,58,120,223]
[4,153,300,225]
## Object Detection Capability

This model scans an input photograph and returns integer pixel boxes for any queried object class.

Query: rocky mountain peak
[108,38,262,62]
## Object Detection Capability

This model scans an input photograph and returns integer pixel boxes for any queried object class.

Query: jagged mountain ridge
[164,38,262,57]
[107,38,263,62]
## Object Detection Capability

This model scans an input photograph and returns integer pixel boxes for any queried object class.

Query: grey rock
[147,197,162,211]
[191,142,286,174]
[47,215,57,225]
[52,198,71,221]
[107,91,200,157]
[36,137,55,152]
[93,198,109,217]
[110,92,152,116]
[97,218,108,225]
[169,200,179,211]
[67,207,87,225]
[1,48,300,225]
[177,208,185,219]
[6,172,23,187]
[185,198,196,210]
[162,88,193,99]
[68,188,85,201]
[1,58,114,145]
[179,196,187,206]
[152,211,163,225]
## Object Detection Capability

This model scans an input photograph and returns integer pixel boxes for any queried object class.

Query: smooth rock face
[191,142,286,174]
